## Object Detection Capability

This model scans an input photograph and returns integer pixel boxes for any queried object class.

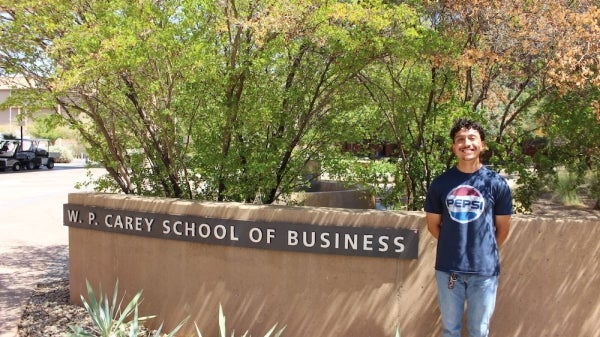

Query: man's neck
[456,160,483,174]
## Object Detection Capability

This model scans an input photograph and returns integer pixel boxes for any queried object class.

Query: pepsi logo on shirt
[446,185,485,224]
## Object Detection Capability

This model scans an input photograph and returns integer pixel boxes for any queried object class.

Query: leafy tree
[1,0,599,212]
[534,87,600,209]
[0,0,424,204]
[184,0,415,203]
[432,0,600,210]
[355,0,600,210]
[29,114,74,145]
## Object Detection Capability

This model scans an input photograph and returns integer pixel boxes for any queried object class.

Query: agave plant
[194,304,285,337]
[66,279,185,337]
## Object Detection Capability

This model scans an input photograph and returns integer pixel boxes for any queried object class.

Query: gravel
[16,279,154,337]
[16,279,94,337]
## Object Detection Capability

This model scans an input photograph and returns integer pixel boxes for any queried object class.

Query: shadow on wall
[129,235,439,337]
[493,216,600,337]
[67,210,437,337]
[66,193,600,337]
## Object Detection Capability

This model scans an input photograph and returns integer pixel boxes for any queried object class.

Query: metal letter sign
[64,204,419,259]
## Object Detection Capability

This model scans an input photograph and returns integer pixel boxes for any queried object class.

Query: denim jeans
[435,270,498,337]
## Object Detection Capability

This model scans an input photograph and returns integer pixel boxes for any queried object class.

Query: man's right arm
[426,212,442,240]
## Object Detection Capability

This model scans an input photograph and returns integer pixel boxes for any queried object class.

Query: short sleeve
[494,178,513,215]
[425,183,443,214]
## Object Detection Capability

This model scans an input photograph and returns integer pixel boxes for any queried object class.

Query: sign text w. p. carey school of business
[63,204,419,259]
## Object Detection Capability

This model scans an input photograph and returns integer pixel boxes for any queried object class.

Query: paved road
[0,160,103,337]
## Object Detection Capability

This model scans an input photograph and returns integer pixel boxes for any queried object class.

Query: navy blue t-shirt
[425,166,513,276]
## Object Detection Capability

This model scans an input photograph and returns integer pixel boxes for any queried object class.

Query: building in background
[0,76,54,138]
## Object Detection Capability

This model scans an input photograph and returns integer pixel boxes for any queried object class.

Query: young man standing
[425,119,513,337]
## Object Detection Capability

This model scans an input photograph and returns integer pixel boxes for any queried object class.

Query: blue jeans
[435,270,498,337]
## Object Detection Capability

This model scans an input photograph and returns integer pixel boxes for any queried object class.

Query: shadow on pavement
[0,244,68,336]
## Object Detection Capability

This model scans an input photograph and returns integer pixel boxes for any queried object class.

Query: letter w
[67,210,79,223]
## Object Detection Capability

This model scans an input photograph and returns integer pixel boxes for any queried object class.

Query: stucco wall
[66,193,600,337]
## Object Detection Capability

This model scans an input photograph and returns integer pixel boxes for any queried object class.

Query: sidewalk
[0,160,101,337]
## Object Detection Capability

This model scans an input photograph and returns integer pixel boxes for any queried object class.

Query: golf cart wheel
[13,162,21,171]
[47,159,55,169]
[26,161,35,170]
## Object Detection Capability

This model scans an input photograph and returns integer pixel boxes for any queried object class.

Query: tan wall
[67,193,600,337]
[289,180,376,209]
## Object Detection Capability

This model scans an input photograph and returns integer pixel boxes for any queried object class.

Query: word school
[63,204,418,259]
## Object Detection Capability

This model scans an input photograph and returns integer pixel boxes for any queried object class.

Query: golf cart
[0,138,55,172]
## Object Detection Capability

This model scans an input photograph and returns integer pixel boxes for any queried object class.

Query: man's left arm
[495,215,511,247]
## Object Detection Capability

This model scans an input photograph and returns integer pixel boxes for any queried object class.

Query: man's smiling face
[452,127,485,162]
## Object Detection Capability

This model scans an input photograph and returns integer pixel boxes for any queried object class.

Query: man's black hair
[450,119,486,141]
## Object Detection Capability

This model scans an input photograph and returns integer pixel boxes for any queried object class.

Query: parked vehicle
[0,138,55,171]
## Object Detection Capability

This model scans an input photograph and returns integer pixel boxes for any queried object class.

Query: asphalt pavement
[0,160,103,337]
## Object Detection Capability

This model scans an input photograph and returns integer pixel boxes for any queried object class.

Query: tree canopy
[1,0,598,211]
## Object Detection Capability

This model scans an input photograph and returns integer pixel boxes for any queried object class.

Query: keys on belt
[448,273,458,289]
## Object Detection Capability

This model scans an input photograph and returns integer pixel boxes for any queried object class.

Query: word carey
[63,204,418,259]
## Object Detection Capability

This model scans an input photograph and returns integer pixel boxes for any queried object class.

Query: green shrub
[554,170,583,206]
[51,144,74,163]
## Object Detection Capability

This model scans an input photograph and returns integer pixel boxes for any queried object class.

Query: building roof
[0,76,31,90]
